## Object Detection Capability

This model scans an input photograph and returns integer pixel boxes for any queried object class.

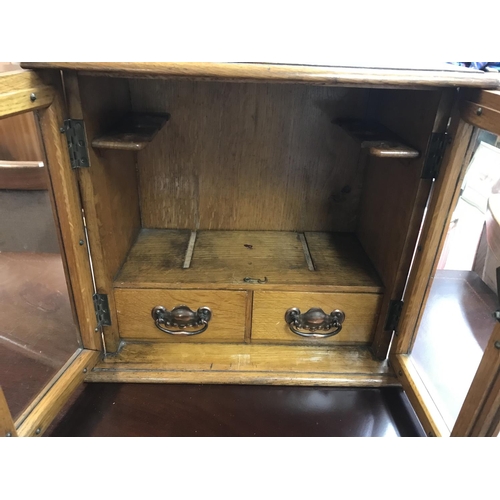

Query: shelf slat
[114,229,384,293]
[92,113,170,151]
[338,120,420,158]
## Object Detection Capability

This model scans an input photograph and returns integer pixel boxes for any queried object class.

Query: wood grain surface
[129,80,368,231]
[0,253,80,365]
[114,229,383,292]
[252,291,382,344]
[115,289,247,342]
[0,164,47,190]
[452,322,500,436]
[36,71,100,349]
[394,114,475,354]
[64,73,142,351]
[92,113,169,151]
[0,387,16,437]
[16,349,100,437]
[87,342,396,387]
[47,384,423,437]
[460,99,500,137]
[0,111,44,161]
[21,62,500,89]
[0,70,54,120]
[357,89,448,359]
[390,354,449,437]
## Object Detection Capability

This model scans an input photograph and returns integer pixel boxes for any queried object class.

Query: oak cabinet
[1,63,499,437]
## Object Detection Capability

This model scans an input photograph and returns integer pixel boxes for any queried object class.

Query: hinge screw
[477,107,483,116]
[60,126,66,133]
[35,428,41,435]
[83,368,87,373]
[79,240,84,246]
[494,340,500,349]
[95,327,99,332]
[6,432,12,437]
[30,93,37,102]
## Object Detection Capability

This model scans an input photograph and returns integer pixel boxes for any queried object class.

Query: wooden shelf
[87,342,396,386]
[92,113,169,151]
[114,229,383,293]
[338,120,419,158]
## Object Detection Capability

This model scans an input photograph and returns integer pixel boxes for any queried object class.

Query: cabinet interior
[74,74,443,352]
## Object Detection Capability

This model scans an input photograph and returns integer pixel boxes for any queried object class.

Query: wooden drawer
[251,291,383,344]
[115,289,247,342]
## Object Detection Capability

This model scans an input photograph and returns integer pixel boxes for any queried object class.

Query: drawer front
[252,291,382,344]
[115,289,247,342]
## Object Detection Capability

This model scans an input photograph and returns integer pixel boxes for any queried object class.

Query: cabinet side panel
[357,89,446,358]
[129,80,369,231]
[65,73,142,352]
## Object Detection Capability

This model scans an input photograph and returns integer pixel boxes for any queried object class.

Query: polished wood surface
[0,253,80,365]
[130,80,368,231]
[461,99,500,137]
[0,163,47,190]
[338,120,420,158]
[92,113,169,151]
[0,345,57,420]
[357,90,441,289]
[87,342,396,386]
[48,384,424,437]
[0,252,81,420]
[0,387,17,437]
[0,191,60,252]
[115,289,247,342]
[115,229,383,292]
[36,71,100,350]
[452,322,500,436]
[16,349,100,437]
[0,112,44,161]
[391,354,448,437]
[64,72,142,352]
[394,113,475,354]
[357,90,448,358]
[464,89,500,110]
[252,291,382,344]
[411,270,496,431]
[21,62,500,89]
[0,70,54,119]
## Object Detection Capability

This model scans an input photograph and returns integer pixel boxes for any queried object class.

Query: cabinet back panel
[129,80,369,231]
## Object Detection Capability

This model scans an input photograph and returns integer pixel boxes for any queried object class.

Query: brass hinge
[421,132,449,180]
[62,119,91,169]
[93,293,111,328]
[385,299,404,333]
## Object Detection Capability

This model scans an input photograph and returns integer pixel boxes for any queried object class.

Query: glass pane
[410,130,500,433]
[0,108,81,421]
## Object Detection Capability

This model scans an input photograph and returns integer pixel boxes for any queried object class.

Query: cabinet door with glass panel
[391,89,500,437]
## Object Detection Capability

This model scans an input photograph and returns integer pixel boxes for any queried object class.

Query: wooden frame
[15,349,100,437]
[0,70,102,436]
[0,388,17,437]
[452,323,500,436]
[390,89,500,437]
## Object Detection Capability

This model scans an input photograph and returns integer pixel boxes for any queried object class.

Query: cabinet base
[86,342,398,387]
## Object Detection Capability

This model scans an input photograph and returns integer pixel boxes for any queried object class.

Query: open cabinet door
[390,89,500,437]
[0,69,101,437]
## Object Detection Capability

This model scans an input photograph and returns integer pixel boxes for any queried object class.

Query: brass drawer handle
[285,307,345,338]
[151,305,212,335]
